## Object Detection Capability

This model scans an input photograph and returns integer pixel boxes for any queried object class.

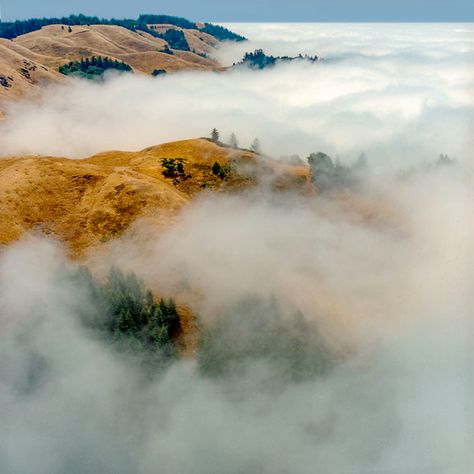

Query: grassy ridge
[0,13,246,45]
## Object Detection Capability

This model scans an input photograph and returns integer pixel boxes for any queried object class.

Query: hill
[0,15,244,108]
[0,138,309,255]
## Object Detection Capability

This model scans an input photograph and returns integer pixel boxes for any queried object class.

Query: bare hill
[0,138,309,255]
[0,23,223,108]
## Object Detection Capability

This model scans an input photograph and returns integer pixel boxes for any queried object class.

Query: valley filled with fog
[0,23,473,474]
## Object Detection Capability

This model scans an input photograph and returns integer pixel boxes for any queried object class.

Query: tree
[307,152,336,192]
[228,132,238,149]
[250,138,261,154]
[211,128,220,143]
[437,153,455,167]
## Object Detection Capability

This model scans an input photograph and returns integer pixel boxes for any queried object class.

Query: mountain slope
[0,138,309,254]
[0,22,227,108]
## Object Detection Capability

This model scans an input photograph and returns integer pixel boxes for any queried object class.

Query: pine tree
[250,138,261,154]
[228,133,238,149]
[211,128,220,143]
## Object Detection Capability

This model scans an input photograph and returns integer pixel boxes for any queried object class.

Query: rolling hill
[0,138,309,255]
[0,17,239,108]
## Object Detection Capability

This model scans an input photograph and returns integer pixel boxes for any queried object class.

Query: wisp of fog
[0,24,472,170]
[0,23,473,474]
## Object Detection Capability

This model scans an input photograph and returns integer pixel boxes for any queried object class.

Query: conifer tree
[228,132,238,149]
[211,128,220,143]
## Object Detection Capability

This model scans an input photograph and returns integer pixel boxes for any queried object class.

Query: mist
[1,22,473,474]
[1,164,473,473]
[0,24,473,170]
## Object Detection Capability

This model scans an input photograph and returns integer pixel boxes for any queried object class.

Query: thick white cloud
[0,23,472,170]
[1,165,473,473]
[1,24,473,474]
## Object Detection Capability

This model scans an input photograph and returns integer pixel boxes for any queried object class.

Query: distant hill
[0,15,245,107]
[235,49,319,70]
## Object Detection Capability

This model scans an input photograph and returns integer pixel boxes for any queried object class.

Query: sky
[2,0,473,22]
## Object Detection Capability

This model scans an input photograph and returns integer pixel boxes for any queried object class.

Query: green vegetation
[211,161,231,179]
[137,14,196,30]
[307,151,369,193]
[159,28,190,51]
[236,49,318,70]
[59,56,132,79]
[71,267,181,365]
[199,23,246,42]
[161,158,187,179]
[198,295,335,382]
[151,69,167,76]
[210,128,220,143]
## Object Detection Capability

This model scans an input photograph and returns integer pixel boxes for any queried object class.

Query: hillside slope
[0,138,309,254]
[0,23,224,108]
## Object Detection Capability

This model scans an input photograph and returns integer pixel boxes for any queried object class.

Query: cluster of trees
[236,49,318,70]
[307,151,367,193]
[199,23,246,42]
[151,28,190,51]
[59,56,132,78]
[0,13,246,45]
[198,295,335,382]
[161,158,187,179]
[137,14,196,29]
[71,267,181,364]
[210,129,261,153]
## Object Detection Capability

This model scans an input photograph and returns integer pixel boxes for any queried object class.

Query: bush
[212,161,231,179]
[161,158,186,178]
[152,69,167,76]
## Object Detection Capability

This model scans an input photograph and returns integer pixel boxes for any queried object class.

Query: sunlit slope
[0,39,64,103]
[0,24,221,106]
[0,138,309,254]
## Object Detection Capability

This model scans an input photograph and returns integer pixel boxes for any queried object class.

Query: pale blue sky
[2,0,473,22]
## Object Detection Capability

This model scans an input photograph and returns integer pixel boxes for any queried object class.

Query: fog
[1,23,474,474]
[0,24,473,170]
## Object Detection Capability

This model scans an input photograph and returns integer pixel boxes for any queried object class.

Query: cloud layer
[0,23,472,170]
[0,23,473,474]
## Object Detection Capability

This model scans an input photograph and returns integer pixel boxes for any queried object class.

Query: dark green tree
[211,128,220,143]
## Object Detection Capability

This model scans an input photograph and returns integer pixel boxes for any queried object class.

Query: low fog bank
[1,163,472,473]
[0,24,472,170]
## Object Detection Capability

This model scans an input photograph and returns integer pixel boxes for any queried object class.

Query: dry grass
[0,138,310,256]
[0,23,222,108]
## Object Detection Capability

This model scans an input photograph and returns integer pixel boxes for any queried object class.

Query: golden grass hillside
[0,24,222,108]
[0,138,310,255]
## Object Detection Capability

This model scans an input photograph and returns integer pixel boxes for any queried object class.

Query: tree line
[0,13,246,46]
[210,128,261,154]
[235,49,318,70]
